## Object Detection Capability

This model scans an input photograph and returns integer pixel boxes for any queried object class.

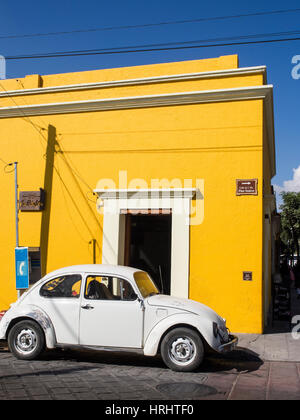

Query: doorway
[124,212,172,295]
[28,247,41,286]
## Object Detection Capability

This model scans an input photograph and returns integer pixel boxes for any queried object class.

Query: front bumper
[218,335,238,353]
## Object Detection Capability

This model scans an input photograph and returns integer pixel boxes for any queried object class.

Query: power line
[4,33,300,61]
[0,81,46,139]
[0,7,300,40]
[0,80,97,197]
[7,28,300,57]
[0,157,8,166]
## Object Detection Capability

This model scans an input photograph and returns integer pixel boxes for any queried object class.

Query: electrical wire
[0,87,99,257]
[3,163,15,173]
[0,7,300,40]
[0,146,16,174]
[0,81,98,206]
[4,32,300,61]
[55,156,92,245]
[7,28,300,55]
[0,81,46,139]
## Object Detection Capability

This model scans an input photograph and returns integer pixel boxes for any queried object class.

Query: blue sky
[0,0,300,200]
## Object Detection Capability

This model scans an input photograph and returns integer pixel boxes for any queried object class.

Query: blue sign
[15,247,29,290]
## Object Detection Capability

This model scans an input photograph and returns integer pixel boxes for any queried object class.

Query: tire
[8,320,45,360]
[160,327,204,372]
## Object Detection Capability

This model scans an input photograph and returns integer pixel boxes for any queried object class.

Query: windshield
[134,271,159,298]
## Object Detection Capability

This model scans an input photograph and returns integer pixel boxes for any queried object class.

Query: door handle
[81,304,94,310]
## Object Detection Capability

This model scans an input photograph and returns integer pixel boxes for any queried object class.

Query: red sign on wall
[236,179,258,196]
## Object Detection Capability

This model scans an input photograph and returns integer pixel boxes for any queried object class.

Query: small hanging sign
[243,271,253,281]
[19,188,45,212]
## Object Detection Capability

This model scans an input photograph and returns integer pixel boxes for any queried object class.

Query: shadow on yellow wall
[40,124,101,276]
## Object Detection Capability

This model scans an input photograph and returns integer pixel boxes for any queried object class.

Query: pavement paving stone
[229,384,267,401]
[234,374,268,388]
[1,346,300,400]
[32,395,54,400]
[267,391,300,401]
[27,387,49,397]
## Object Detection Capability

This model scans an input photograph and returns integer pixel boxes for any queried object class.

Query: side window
[85,276,137,301]
[40,274,82,298]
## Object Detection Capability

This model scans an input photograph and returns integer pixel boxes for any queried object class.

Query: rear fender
[0,305,56,349]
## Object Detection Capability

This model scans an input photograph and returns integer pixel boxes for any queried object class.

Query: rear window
[40,274,82,298]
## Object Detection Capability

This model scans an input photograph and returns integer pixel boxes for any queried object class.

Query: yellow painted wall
[0,55,272,333]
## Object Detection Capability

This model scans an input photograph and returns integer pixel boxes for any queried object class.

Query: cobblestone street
[0,346,300,400]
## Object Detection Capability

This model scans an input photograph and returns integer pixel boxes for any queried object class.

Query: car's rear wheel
[160,327,204,372]
[8,320,45,360]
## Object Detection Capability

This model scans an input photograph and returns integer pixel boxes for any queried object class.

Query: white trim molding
[94,188,198,200]
[0,83,275,177]
[0,85,273,118]
[0,66,266,98]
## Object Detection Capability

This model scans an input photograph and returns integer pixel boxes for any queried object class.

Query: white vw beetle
[0,265,237,371]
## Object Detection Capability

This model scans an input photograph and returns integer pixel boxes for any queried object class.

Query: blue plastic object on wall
[15,247,29,290]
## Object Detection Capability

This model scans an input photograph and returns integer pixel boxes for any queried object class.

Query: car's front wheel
[160,327,204,372]
[8,320,45,360]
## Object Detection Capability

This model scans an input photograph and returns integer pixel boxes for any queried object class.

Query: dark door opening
[28,247,41,286]
[124,213,172,295]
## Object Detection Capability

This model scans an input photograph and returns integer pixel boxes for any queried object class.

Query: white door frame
[94,189,199,299]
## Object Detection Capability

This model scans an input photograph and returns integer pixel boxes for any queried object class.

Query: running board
[55,344,145,354]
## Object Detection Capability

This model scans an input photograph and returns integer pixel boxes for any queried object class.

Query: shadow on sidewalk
[205,346,263,372]
[0,343,264,375]
[39,345,264,374]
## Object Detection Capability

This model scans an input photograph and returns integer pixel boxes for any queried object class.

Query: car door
[39,273,82,345]
[79,274,144,348]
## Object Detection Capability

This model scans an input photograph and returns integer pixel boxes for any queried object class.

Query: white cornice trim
[0,66,266,97]
[94,188,198,199]
[0,83,275,178]
[0,85,273,118]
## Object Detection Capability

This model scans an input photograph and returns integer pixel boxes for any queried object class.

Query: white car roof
[43,264,140,280]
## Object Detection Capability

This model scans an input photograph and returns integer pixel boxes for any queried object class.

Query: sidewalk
[232,286,300,363]
[234,332,300,362]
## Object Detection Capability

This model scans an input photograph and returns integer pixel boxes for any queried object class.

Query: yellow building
[0,54,276,333]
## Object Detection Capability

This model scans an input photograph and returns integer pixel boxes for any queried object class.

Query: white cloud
[273,166,300,194]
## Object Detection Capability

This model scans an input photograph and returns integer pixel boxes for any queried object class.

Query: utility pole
[14,162,19,248]
[10,162,20,299]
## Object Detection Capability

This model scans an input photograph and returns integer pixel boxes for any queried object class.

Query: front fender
[143,312,219,356]
[0,304,56,349]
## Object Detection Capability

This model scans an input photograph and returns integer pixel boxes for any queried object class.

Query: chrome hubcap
[169,337,196,366]
[15,329,37,355]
